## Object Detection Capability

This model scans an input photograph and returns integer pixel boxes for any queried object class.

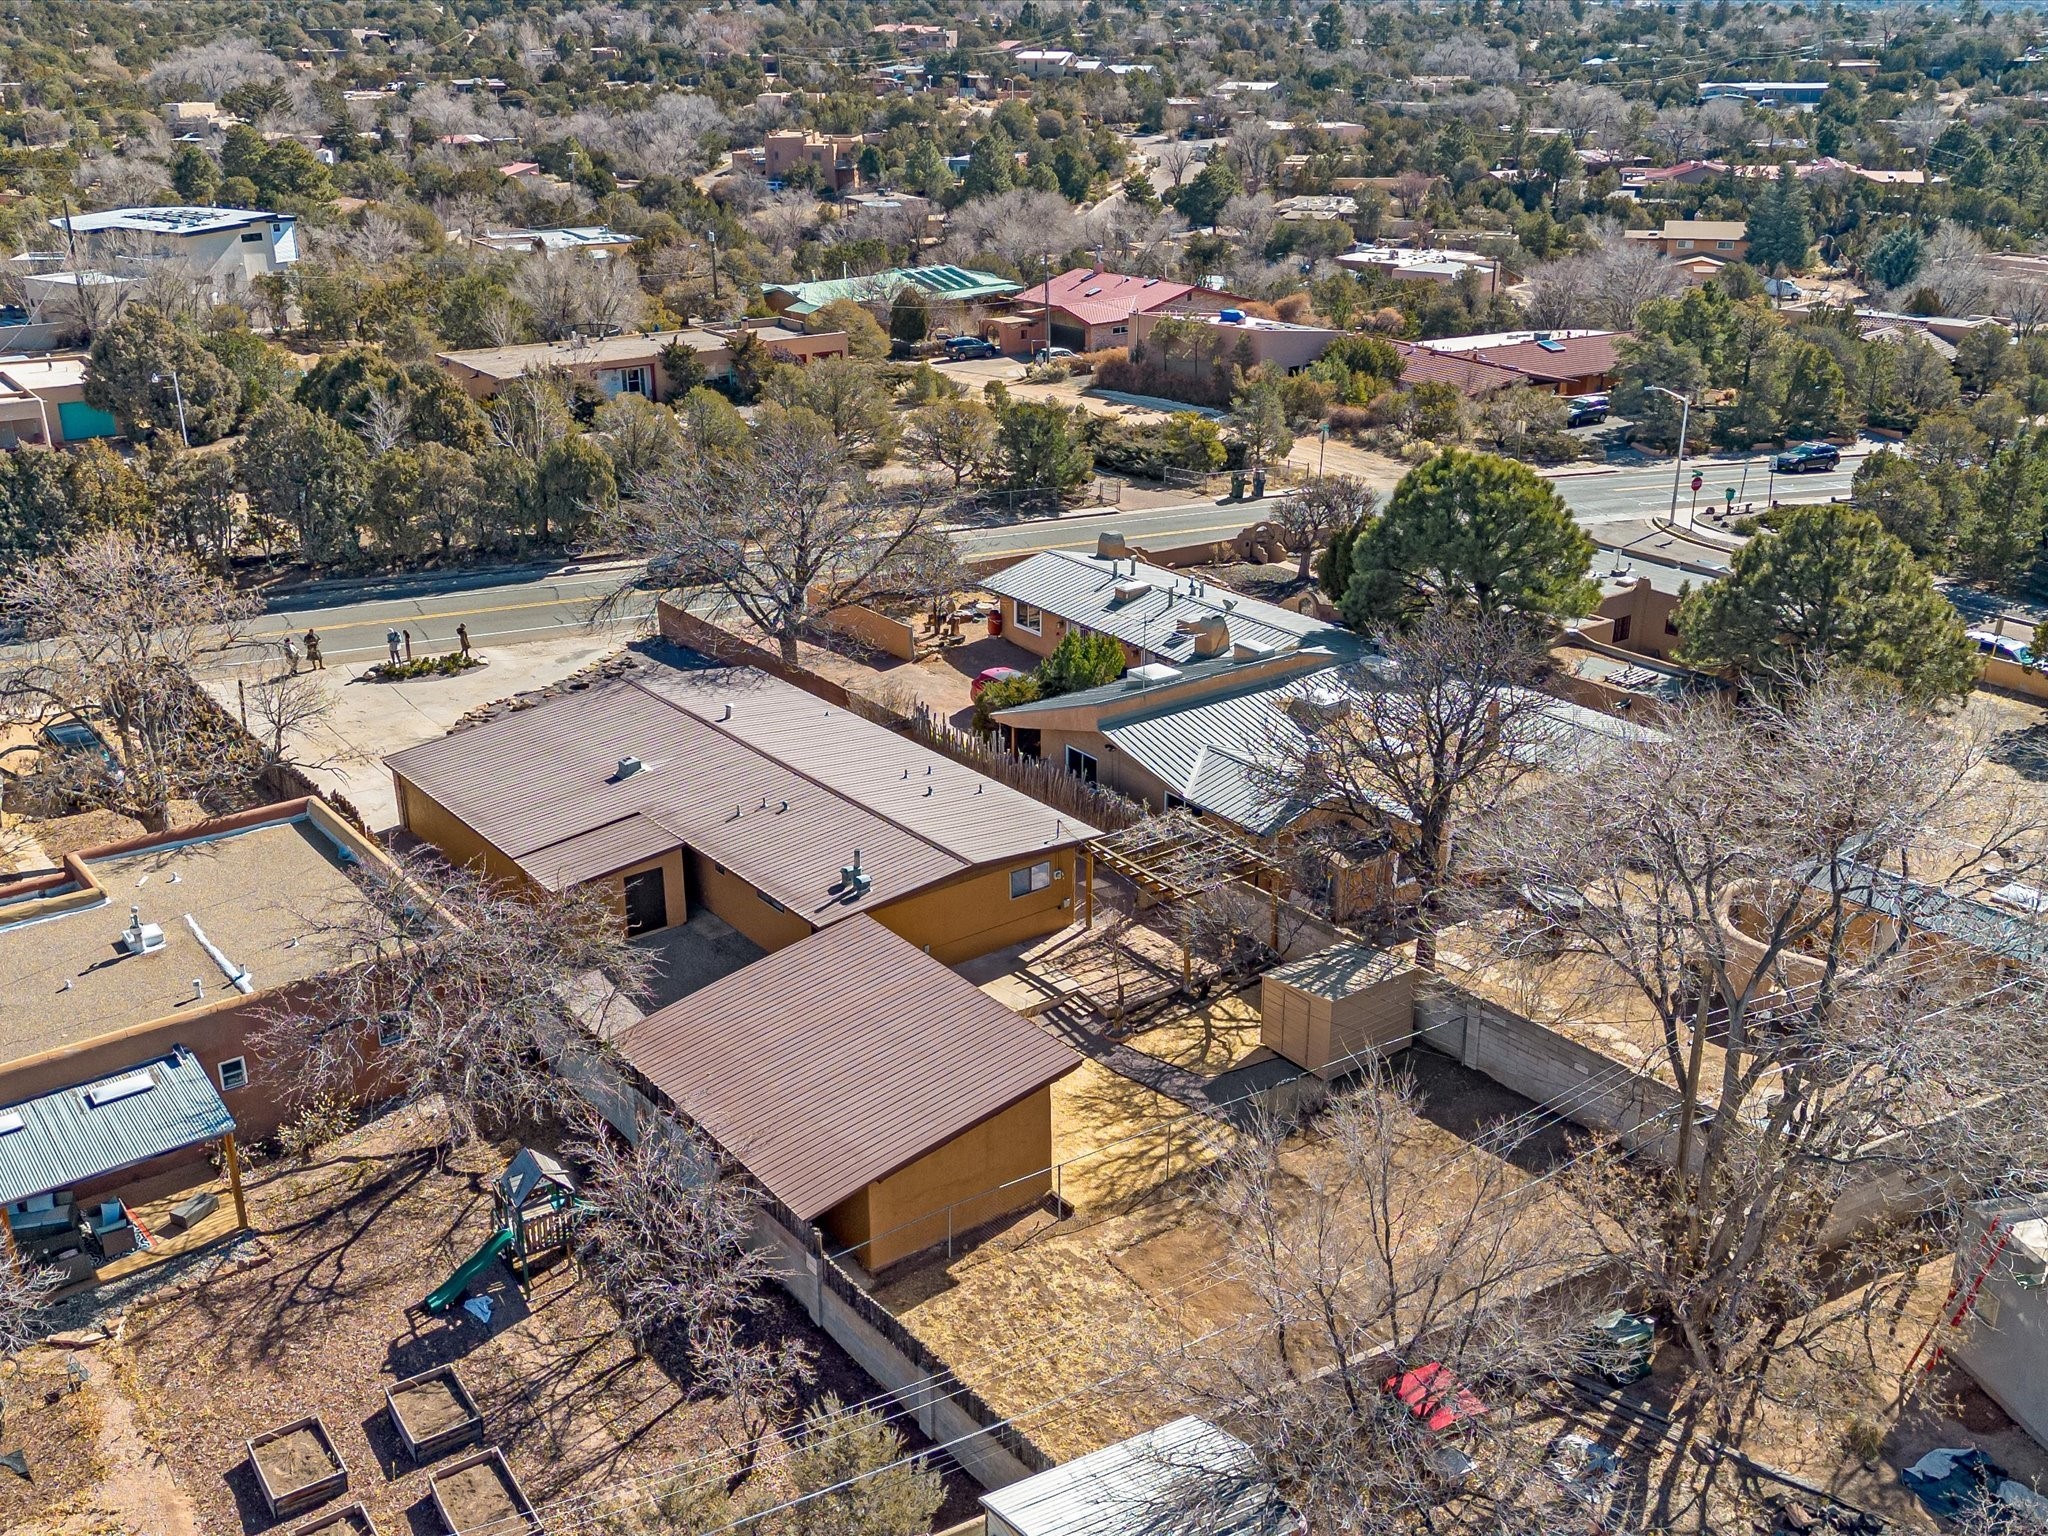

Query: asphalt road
[250,453,1865,662]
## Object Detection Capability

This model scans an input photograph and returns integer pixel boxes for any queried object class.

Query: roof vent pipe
[721,703,732,722]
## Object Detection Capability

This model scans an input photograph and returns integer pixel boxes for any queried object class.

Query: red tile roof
[617,916,1079,1219]
[1393,342,1526,397]
[1460,333,1620,383]
[1015,268,1198,328]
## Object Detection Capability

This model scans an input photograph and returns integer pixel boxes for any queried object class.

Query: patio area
[46,1163,245,1295]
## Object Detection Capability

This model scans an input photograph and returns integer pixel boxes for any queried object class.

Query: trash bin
[1229,471,1246,500]
[1252,468,1267,499]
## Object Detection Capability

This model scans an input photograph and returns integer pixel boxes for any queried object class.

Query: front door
[623,868,668,935]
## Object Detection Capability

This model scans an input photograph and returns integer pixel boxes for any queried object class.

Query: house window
[217,1057,249,1092]
[1014,602,1044,635]
[760,890,787,912]
[1717,240,1735,251]
[1067,746,1098,783]
[1010,860,1053,898]
[1675,239,1693,250]
[240,231,264,243]
[1612,615,1632,643]
[1664,615,1680,636]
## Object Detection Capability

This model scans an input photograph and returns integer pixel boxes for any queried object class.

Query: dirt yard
[69,1101,975,1536]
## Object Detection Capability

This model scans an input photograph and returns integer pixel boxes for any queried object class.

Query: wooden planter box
[290,1502,378,1536]
[248,1415,349,1519]
[430,1448,540,1535]
[386,1365,484,1461]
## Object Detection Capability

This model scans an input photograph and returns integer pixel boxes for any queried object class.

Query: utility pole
[151,369,190,448]
[1648,384,1691,529]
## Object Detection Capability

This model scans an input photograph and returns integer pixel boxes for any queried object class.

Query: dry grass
[114,1100,962,1535]
[0,1355,109,1531]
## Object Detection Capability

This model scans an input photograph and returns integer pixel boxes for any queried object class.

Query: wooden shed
[1260,941,1417,1079]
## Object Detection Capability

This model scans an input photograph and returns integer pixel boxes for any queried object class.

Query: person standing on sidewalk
[282,635,299,673]
[457,622,471,657]
[386,627,402,665]
[304,630,324,670]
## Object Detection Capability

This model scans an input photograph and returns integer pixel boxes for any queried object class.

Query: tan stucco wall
[393,773,541,894]
[996,596,1064,661]
[592,850,688,932]
[821,1083,1058,1270]
[871,850,1079,965]
[684,849,817,951]
[1020,725,1179,811]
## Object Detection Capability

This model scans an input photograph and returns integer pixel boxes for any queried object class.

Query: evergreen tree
[960,129,1015,200]
[1036,627,1126,694]
[1677,504,1977,702]
[1745,167,1812,273]
[1863,226,1926,291]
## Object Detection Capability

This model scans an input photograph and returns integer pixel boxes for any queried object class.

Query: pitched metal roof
[982,551,1350,664]
[980,1415,1299,1536]
[385,660,1089,921]
[617,916,1079,1219]
[766,265,1021,316]
[1013,268,1199,328]
[0,1048,235,1205]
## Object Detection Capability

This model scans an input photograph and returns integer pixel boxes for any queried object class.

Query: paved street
[1556,451,1861,528]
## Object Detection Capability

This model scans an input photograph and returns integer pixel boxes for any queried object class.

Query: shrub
[1326,404,1375,437]
[972,671,1040,735]
[1077,347,1126,375]
[370,651,482,680]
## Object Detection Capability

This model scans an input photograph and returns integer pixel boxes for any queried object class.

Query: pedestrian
[304,629,323,670]
[282,635,299,673]
[403,628,414,662]
[386,627,402,665]
[457,622,471,657]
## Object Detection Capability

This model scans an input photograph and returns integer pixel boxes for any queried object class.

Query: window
[240,230,264,243]
[1010,860,1053,898]
[760,890,787,913]
[1675,239,1693,250]
[1014,602,1044,636]
[1066,746,1098,783]
[378,1017,405,1048]
[217,1057,249,1092]
[1717,240,1736,251]
[1611,615,1632,643]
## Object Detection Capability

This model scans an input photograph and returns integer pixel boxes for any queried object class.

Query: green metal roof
[0,1047,234,1205]
[767,264,1021,317]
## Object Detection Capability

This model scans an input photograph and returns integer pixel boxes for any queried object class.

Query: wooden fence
[906,703,1147,831]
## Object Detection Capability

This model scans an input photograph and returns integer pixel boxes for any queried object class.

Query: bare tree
[1524,237,1686,331]
[607,409,961,666]
[1224,119,1281,196]
[1647,107,1712,162]
[254,852,650,1149]
[1548,83,1628,147]
[1155,140,1200,189]
[1272,474,1378,583]
[1994,277,2048,337]
[1,532,256,830]
[244,667,337,772]
[571,1106,786,1355]
[1159,1072,1614,1536]
[1482,676,2048,1441]
[1258,605,1554,964]
[512,253,648,340]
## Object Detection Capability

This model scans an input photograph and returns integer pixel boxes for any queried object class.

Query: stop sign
[1691,473,1704,492]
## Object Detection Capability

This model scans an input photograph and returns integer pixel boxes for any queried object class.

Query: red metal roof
[1463,333,1620,382]
[386,663,1090,920]
[617,916,1080,1219]
[1393,342,1526,397]
[1014,267,1198,328]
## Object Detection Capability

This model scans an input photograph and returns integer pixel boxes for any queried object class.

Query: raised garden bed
[386,1365,484,1461]
[430,1447,539,1535]
[290,1501,378,1536]
[248,1414,348,1519]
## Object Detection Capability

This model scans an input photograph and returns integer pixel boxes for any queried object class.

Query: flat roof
[385,658,1091,917]
[435,329,716,381]
[54,206,287,236]
[0,814,369,1062]
[0,1046,234,1205]
[618,916,1079,1219]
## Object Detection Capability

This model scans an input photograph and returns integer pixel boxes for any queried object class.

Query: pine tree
[1746,167,1812,273]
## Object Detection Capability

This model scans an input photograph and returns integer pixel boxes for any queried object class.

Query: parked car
[1968,628,2035,667]
[1773,441,1840,473]
[1565,393,1609,427]
[972,666,1027,700]
[1033,346,1078,364]
[942,334,1001,361]
[39,717,124,784]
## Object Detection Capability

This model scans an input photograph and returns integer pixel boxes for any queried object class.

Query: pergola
[1085,811,1290,981]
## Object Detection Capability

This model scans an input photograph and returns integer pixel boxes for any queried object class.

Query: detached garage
[615,915,1080,1271]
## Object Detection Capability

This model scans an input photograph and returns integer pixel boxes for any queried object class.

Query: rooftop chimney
[617,755,644,780]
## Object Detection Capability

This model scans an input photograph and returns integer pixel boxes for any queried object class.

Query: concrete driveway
[205,628,637,832]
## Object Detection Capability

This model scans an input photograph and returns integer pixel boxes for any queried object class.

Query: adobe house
[385,657,1093,965]
[0,799,403,1154]
[615,915,1079,1271]
[434,324,847,404]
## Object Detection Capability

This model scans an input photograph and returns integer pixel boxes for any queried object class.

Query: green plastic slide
[422,1228,515,1314]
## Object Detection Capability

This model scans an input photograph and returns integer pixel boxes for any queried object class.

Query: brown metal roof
[616,916,1079,1218]
[384,660,1090,923]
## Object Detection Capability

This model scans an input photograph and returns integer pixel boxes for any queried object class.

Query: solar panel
[1535,338,1567,352]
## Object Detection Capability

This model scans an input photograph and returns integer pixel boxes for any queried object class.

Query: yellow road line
[252,588,645,637]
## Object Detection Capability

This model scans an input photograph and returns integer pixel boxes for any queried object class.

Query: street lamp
[1644,384,1691,530]
[150,369,189,448]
